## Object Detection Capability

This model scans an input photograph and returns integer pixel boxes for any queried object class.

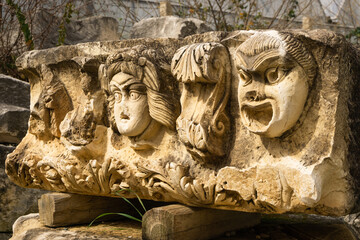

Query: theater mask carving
[235,31,316,138]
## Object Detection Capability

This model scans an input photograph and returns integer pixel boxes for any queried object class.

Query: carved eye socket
[114,92,122,102]
[238,69,252,86]
[129,91,141,101]
[44,96,52,103]
[265,67,286,84]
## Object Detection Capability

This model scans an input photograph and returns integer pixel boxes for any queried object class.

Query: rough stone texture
[9,212,357,240]
[0,144,15,168]
[5,29,360,217]
[0,75,29,109]
[159,1,173,17]
[0,75,45,232]
[0,74,30,144]
[33,11,120,49]
[130,16,213,39]
[0,233,12,240]
[0,145,46,232]
[10,213,142,240]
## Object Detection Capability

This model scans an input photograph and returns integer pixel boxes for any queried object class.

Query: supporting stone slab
[10,211,359,240]
[39,192,138,227]
[10,213,142,240]
[142,204,261,240]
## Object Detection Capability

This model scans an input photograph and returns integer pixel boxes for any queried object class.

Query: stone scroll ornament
[171,43,231,162]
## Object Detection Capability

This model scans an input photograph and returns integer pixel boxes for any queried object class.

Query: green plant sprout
[88,189,147,226]
[58,2,74,46]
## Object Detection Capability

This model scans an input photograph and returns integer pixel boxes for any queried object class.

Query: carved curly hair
[105,45,178,132]
[236,31,317,86]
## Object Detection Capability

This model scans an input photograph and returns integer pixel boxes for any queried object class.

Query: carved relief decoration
[235,31,317,138]
[105,45,179,150]
[29,65,73,140]
[5,30,360,216]
[171,43,231,162]
[136,162,242,207]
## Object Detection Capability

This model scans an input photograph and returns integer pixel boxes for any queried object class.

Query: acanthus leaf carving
[136,162,242,207]
[19,156,134,198]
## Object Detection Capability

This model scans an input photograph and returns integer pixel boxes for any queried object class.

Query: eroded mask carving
[106,46,179,149]
[235,31,316,138]
[110,72,152,137]
[29,65,73,139]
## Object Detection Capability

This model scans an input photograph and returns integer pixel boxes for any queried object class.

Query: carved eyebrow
[128,83,147,92]
[236,51,282,72]
[110,83,121,93]
[236,56,280,74]
[251,52,281,70]
[109,79,141,92]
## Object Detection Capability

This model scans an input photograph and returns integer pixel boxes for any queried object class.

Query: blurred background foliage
[1,0,360,80]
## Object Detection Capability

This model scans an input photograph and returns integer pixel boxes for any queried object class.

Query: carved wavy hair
[236,31,317,86]
[105,46,178,131]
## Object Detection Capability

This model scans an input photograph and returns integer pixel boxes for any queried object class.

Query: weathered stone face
[5,30,360,216]
[235,31,315,138]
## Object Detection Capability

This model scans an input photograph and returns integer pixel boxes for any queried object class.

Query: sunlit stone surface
[6,30,360,216]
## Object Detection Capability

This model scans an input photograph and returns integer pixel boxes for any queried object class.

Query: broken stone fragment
[0,74,30,144]
[130,16,213,39]
[32,11,120,49]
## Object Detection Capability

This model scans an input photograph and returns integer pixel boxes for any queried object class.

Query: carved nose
[119,100,129,113]
[33,101,40,110]
[245,91,260,101]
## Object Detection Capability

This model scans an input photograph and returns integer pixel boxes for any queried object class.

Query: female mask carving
[106,46,179,149]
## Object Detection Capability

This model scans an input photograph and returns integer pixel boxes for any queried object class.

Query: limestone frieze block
[5,30,360,216]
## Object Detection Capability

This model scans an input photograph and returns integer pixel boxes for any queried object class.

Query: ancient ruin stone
[33,11,120,49]
[0,75,45,232]
[0,75,30,144]
[0,144,46,232]
[130,16,213,39]
[5,29,360,216]
[10,213,140,240]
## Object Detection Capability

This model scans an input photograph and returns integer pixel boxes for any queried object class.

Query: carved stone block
[5,30,360,216]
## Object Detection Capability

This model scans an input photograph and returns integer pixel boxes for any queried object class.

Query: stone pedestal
[10,213,142,240]
[9,212,358,240]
